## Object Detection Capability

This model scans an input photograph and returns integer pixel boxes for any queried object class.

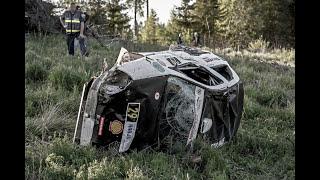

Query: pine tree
[216,0,295,48]
[260,0,295,47]
[87,0,108,28]
[105,0,131,38]
[126,0,146,40]
[192,0,224,47]
[172,0,196,31]
[141,9,158,44]
[215,0,260,49]
[156,23,170,46]
[165,11,186,45]
[168,0,198,45]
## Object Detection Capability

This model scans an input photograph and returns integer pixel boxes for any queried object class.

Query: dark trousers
[66,33,88,56]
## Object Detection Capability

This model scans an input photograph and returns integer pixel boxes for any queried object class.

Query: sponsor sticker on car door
[119,103,140,152]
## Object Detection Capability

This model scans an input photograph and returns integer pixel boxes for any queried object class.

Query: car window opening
[211,65,233,81]
[179,67,223,86]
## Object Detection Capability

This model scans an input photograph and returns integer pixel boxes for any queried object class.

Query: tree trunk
[134,0,138,40]
[146,0,149,20]
[203,32,206,47]
[206,17,210,47]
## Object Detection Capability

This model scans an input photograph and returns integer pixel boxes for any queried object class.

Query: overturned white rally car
[73,45,244,152]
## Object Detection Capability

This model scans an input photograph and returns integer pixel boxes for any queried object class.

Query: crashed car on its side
[73,45,244,152]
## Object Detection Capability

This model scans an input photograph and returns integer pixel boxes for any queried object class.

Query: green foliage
[259,0,295,47]
[105,0,131,37]
[44,153,75,179]
[155,23,170,46]
[172,0,197,30]
[66,0,132,38]
[26,62,49,83]
[48,64,88,91]
[87,0,108,25]
[44,0,294,48]
[167,0,197,45]
[54,0,295,48]
[158,0,295,48]
[125,0,146,17]
[192,0,224,47]
[141,9,159,44]
[165,17,189,45]
[25,85,58,117]
[248,36,271,53]
[25,103,74,142]
[25,0,61,33]
[126,0,146,39]
[215,0,294,48]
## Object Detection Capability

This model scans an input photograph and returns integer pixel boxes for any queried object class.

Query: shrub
[25,103,74,141]
[26,62,49,83]
[48,65,88,91]
[255,89,290,108]
[25,85,61,117]
[248,36,270,53]
[44,153,75,179]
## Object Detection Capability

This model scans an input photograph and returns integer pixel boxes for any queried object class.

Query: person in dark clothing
[76,5,90,56]
[60,2,87,56]
[76,5,91,30]
[177,33,184,45]
[82,10,90,56]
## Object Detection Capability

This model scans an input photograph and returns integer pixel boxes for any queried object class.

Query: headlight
[106,70,131,88]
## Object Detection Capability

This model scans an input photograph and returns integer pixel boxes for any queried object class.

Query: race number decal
[119,103,140,152]
[127,103,140,122]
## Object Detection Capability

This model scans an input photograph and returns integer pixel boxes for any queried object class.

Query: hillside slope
[25,35,295,179]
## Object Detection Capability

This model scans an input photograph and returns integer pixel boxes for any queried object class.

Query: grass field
[25,35,295,179]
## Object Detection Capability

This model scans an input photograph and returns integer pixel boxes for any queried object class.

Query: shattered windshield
[162,77,196,137]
